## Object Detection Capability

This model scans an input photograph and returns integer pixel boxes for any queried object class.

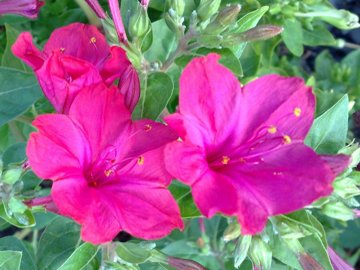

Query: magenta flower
[12,23,139,113]
[164,54,350,235]
[27,83,183,244]
[0,0,44,19]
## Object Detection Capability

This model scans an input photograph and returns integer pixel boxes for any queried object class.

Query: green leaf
[169,181,201,218]
[0,250,22,270]
[282,19,304,57]
[1,24,30,72]
[37,216,81,270]
[134,72,173,120]
[342,49,360,87]
[235,6,269,33]
[0,236,36,270]
[2,142,26,167]
[0,67,42,127]
[144,19,177,63]
[315,50,334,80]
[116,242,151,264]
[305,95,349,154]
[300,235,333,270]
[0,203,35,228]
[302,25,336,47]
[58,243,100,270]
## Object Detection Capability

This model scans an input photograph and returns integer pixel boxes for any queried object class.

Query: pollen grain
[283,135,292,144]
[137,156,145,165]
[294,107,301,117]
[221,156,230,165]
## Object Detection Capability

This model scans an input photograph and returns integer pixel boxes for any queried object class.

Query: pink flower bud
[298,253,323,270]
[0,0,44,19]
[328,246,354,270]
[168,256,206,270]
[25,195,59,213]
[85,0,106,19]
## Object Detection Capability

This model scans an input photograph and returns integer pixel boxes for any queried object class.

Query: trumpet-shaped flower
[165,54,350,235]
[0,0,44,18]
[27,83,183,244]
[12,23,139,113]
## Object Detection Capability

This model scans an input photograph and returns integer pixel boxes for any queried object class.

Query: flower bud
[234,235,252,268]
[102,17,120,45]
[248,236,272,270]
[317,9,360,30]
[298,253,323,270]
[85,0,106,19]
[222,25,283,46]
[168,256,206,270]
[0,0,44,19]
[166,0,185,17]
[197,0,221,22]
[223,221,241,242]
[322,202,355,221]
[204,4,241,34]
[2,167,22,185]
[327,246,354,270]
[129,4,151,40]
[164,10,181,34]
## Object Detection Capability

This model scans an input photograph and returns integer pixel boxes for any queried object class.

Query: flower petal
[191,171,238,218]
[36,52,103,113]
[107,184,184,240]
[320,154,350,176]
[237,74,315,143]
[222,143,336,234]
[69,83,131,159]
[43,23,109,68]
[100,46,131,85]
[164,141,208,186]
[27,114,91,180]
[178,53,241,146]
[11,32,44,70]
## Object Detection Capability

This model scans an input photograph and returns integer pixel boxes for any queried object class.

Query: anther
[144,124,152,132]
[294,107,301,117]
[104,169,114,177]
[283,135,292,144]
[90,37,97,44]
[268,126,277,134]
[137,156,145,165]
[60,48,65,53]
[221,156,230,165]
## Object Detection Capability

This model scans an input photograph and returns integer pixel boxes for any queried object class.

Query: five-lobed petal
[27,83,183,244]
[165,53,350,235]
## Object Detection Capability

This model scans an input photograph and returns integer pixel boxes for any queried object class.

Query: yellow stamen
[283,135,292,144]
[294,107,301,117]
[268,126,277,134]
[104,169,114,177]
[90,37,97,44]
[137,156,145,165]
[144,124,152,132]
[221,156,230,165]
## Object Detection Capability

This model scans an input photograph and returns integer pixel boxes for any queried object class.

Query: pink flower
[0,0,44,19]
[12,23,139,113]
[164,54,350,235]
[27,83,183,244]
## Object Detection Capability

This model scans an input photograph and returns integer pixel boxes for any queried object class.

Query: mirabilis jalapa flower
[27,83,183,244]
[0,0,44,18]
[12,23,140,113]
[165,54,350,235]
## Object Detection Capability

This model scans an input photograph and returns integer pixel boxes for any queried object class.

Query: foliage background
[0,0,359,269]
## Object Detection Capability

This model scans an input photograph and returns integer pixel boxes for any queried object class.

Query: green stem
[32,230,38,253]
[74,0,101,26]
[140,73,148,119]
